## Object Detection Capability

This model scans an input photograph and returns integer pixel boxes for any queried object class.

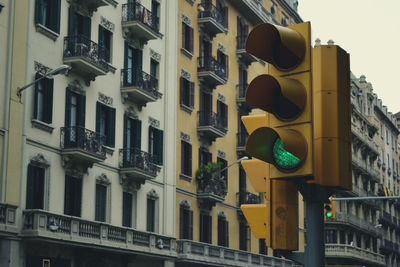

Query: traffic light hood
[246,23,306,70]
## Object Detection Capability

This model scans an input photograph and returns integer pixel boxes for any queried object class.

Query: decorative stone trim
[31,119,54,133]
[30,153,50,168]
[149,117,160,128]
[217,93,226,104]
[125,107,139,120]
[100,16,115,32]
[68,80,85,95]
[147,189,159,200]
[218,211,226,218]
[180,199,191,209]
[218,42,227,54]
[180,131,191,143]
[98,92,113,106]
[181,13,192,26]
[217,150,226,160]
[34,61,52,76]
[35,24,59,41]
[96,173,111,186]
[150,49,161,62]
[63,158,85,177]
[181,68,191,81]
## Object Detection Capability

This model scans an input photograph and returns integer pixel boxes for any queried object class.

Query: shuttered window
[33,73,53,124]
[200,213,212,244]
[122,192,133,227]
[199,149,212,167]
[96,102,116,147]
[182,22,194,53]
[26,165,45,209]
[179,205,193,240]
[98,25,112,63]
[149,126,163,165]
[259,239,268,255]
[34,0,61,33]
[239,222,248,251]
[147,198,155,232]
[218,215,229,247]
[217,157,228,186]
[181,141,192,177]
[95,184,107,222]
[64,176,82,217]
[180,77,195,109]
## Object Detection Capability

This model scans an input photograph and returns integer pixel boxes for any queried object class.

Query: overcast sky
[297,0,400,114]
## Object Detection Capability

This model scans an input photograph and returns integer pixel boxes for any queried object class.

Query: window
[179,204,193,239]
[122,192,133,227]
[217,214,229,247]
[151,0,160,31]
[149,126,163,165]
[325,229,337,243]
[217,50,228,78]
[34,0,61,33]
[200,212,212,243]
[33,73,53,124]
[217,100,228,130]
[64,176,82,217]
[180,77,194,109]
[98,25,112,63]
[123,42,143,86]
[96,102,116,147]
[181,140,192,177]
[68,6,91,39]
[123,115,141,150]
[199,148,212,167]
[150,59,159,80]
[65,87,85,128]
[386,129,389,145]
[259,239,267,255]
[95,183,107,222]
[26,165,45,209]
[239,222,249,251]
[182,22,194,54]
[218,157,228,186]
[281,13,289,26]
[147,198,156,232]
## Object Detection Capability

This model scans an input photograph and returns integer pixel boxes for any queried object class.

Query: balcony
[69,0,117,15]
[380,239,396,254]
[226,0,275,26]
[326,211,381,236]
[121,2,161,47]
[0,203,18,234]
[352,155,380,183]
[63,35,109,84]
[119,148,161,189]
[379,211,396,227]
[236,83,251,113]
[236,36,257,65]
[60,126,106,172]
[197,111,227,141]
[197,3,227,38]
[22,209,176,258]
[177,240,293,267]
[120,68,162,108]
[197,57,227,88]
[196,163,227,210]
[325,244,385,266]
[236,192,261,207]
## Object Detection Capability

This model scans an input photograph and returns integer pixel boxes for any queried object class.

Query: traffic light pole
[281,183,331,267]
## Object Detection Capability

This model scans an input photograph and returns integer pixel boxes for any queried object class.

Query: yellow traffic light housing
[324,197,336,219]
[244,21,313,180]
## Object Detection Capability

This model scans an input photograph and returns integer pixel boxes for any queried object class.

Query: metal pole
[305,198,325,267]
[333,196,400,201]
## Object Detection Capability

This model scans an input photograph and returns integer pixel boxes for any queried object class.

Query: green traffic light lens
[272,138,301,170]
[326,212,332,218]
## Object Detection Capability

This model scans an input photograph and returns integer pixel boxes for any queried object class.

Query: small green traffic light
[273,138,301,170]
[326,211,332,218]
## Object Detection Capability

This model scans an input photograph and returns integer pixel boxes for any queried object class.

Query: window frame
[64,175,82,217]
[33,72,53,124]
[182,22,194,55]
[96,101,116,148]
[34,0,61,36]
[180,76,195,111]
[180,140,192,178]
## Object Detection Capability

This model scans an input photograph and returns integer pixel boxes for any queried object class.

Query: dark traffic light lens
[272,138,301,170]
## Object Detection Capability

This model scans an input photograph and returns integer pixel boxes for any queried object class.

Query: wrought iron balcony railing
[198,111,227,132]
[196,169,227,199]
[119,148,159,177]
[120,68,161,98]
[121,2,160,33]
[63,35,109,71]
[236,192,261,206]
[60,126,106,158]
[198,2,227,29]
[197,56,227,81]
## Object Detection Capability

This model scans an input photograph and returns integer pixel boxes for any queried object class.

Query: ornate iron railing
[196,168,227,198]
[198,2,227,28]
[63,35,109,70]
[197,56,227,81]
[236,192,261,206]
[60,126,106,158]
[119,148,159,177]
[120,68,161,97]
[198,111,227,132]
[121,2,160,33]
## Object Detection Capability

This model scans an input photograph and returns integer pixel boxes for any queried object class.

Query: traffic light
[240,114,298,251]
[244,22,313,180]
[324,196,336,219]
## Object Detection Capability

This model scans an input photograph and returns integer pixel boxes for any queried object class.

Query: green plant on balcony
[195,162,227,198]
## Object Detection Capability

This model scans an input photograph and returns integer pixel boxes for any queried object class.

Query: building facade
[0,0,178,266]
[175,0,301,266]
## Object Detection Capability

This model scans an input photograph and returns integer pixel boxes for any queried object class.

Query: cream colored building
[0,0,177,266]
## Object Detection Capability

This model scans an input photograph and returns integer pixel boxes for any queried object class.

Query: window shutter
[78,94,86,127]
[225,220,229,246]
[189,210,193,240]
[179,77,183,105]
[26,165,35,209]
[64,176,71,215]
[218,218,222,245]
[179,206,184,239]
[123,192,132,227]
[95,102,101,134]
[189,27,194,53]
[223,7,228,28]
[181,142,185,174]
[68,5,76,37]
[134,119,142,150]
[124,41,129,69]
[181,23,185,49]
[65,87,71,127]
[83,15,91,40]
[157,129,163,165]
[98,26,105,48]
[44,78,53,124]
[199,214,204,242]
[123,114,128,149]
[95,184,101,221]
[34,0,44,25]
[54,0,61,33]
[189,82,195,108]
[207,214,212,243]
[188,143,192,176]
[75,177,82,217]
[148,126,154,158]
[225,55,229,78]
[108,107,116,147]
[33,73,41,120]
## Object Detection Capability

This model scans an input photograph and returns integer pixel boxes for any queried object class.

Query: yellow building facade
[175,0,303,265]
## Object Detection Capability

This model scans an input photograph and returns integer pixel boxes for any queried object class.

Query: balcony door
[124,42,143,86]
[67,6,91,55]
[200,90,212,125]
[123,115,142,166]
[199,39,212,69]
[65,88,85,144]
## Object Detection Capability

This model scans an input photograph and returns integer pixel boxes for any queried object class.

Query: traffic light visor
[246,23,305,70]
